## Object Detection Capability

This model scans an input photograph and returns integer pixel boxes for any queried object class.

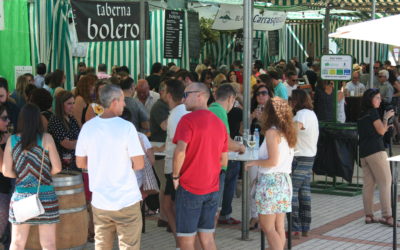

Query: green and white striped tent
[6,0,390,91]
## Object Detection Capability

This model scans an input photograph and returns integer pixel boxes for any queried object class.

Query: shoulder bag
[13,148,46,223]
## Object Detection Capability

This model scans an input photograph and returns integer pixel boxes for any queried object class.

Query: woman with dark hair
[0,104,11,248]
[48,70,65,108]
[30,88,53,131]
[250,84,274,134]
[289,89,319,239]
[200,69,215,105]
[2,104,61,250]
[47,91,80,170]
[357,88,397,226]
[314,80,334,121]
[73,74,98,127]
[248,83,274,230]
[245,97,297,250]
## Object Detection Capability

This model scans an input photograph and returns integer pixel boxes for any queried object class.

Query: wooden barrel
[26,171,89,249]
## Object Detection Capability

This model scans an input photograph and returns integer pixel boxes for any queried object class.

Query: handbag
[142,157,159,195]
[13,148,46,223]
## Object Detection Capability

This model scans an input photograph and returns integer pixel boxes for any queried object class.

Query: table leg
[242,166,249,240]
[392,162,397,250]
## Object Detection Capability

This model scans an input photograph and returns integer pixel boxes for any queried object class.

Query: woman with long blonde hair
[245,97,297,250]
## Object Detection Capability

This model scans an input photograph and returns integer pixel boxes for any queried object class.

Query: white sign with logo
[0,0,4,31]
[321,55,352,81]
[212,4,286,31]
[15,66,33,82]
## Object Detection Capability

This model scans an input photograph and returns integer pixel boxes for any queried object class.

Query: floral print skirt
[255,172,292,215]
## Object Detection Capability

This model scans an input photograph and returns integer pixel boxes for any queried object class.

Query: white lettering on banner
[212,4,287,31]
[87,18,139,40]
[0,0,4,31]
[15,66,33,83]
[96,3,131,17]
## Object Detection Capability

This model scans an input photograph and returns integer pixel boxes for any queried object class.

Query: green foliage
[200,17,220,47]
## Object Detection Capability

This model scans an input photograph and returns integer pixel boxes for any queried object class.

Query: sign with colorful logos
[321,55,352,81]
[0,0,4,31]
[212,4,286,31]
[70,0,149,42]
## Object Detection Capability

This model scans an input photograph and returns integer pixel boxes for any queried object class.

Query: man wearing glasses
[172,82,228,250]
[378,70,394,104]
[284,71,299,97]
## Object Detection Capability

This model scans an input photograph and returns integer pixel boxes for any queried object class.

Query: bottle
[254,128,260,151]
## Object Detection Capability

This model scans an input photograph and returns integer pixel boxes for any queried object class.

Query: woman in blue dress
[2,103,61,250]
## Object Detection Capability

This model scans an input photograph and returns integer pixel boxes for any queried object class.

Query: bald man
[135,79,160,114]
[173,82,228,250]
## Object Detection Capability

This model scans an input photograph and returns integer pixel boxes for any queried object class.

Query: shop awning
[267,0,400,14]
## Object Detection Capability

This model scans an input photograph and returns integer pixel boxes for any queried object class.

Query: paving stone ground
[78,145,400,250]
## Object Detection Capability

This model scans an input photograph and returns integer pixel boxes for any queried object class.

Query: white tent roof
[329,14,400,46]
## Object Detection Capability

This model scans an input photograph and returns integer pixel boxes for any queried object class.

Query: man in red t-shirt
[173,82,228,250]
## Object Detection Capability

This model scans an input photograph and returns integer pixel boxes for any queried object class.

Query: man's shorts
[175,186,219,236]
[164,174,176,201]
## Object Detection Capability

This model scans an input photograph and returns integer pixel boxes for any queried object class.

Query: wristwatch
[172,176,180,180]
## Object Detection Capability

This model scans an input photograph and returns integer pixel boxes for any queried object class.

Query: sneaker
[286,231,301,240]
[218,217,241,225]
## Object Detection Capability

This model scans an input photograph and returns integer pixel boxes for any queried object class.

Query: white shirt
[135,91,160,115]
[165,104,189,174]
[345,81,366,95]
[136,132,152,188]
[75,116,144,210]
[258,132,294,174]
[284,82,298,97]
[294,109,319,157]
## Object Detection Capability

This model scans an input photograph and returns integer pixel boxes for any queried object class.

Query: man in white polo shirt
[76,84,144,250]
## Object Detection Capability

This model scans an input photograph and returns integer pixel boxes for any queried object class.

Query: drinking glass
[247,135,257,158]
[234,136,243,158]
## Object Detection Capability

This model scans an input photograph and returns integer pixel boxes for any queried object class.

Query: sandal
[379,216,400,227]
[365,214,379,224]
[249,218,259,230]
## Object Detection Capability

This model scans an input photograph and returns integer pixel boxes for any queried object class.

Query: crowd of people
[0,56,399,250]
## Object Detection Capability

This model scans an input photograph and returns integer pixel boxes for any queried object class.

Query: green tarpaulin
[0,0,31,91]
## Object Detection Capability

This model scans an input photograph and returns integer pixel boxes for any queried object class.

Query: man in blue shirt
[269,71,288,100]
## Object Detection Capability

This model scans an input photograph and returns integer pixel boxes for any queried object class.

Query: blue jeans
[175,186,219,236]
[220,161,241,218]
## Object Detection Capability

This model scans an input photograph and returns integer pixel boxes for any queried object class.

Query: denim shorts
[175,186,219,236]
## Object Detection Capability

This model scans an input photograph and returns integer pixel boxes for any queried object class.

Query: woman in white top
[290,89,319,239]
[245,97,297,250]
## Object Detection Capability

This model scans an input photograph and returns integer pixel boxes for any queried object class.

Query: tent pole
[369,0,376,88]
[241,0,253,241]
[323,1,331,54]
[139,0,146,79]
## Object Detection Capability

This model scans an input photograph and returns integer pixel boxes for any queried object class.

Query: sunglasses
[378,75,386,78]
[183,91,201,99]
[0,116,9,122]
[256,91,268,96]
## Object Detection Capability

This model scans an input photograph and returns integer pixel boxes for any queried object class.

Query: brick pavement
[80,146,400,249]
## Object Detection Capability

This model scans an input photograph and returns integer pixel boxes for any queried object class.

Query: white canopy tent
[329,14,400,47]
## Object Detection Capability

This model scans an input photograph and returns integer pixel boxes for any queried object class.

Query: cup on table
[234,136,243,159]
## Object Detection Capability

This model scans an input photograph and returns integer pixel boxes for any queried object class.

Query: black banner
[187,12,200,59]
[70,0,149,42]
[268,30,279,56]
[164,10,184,59]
